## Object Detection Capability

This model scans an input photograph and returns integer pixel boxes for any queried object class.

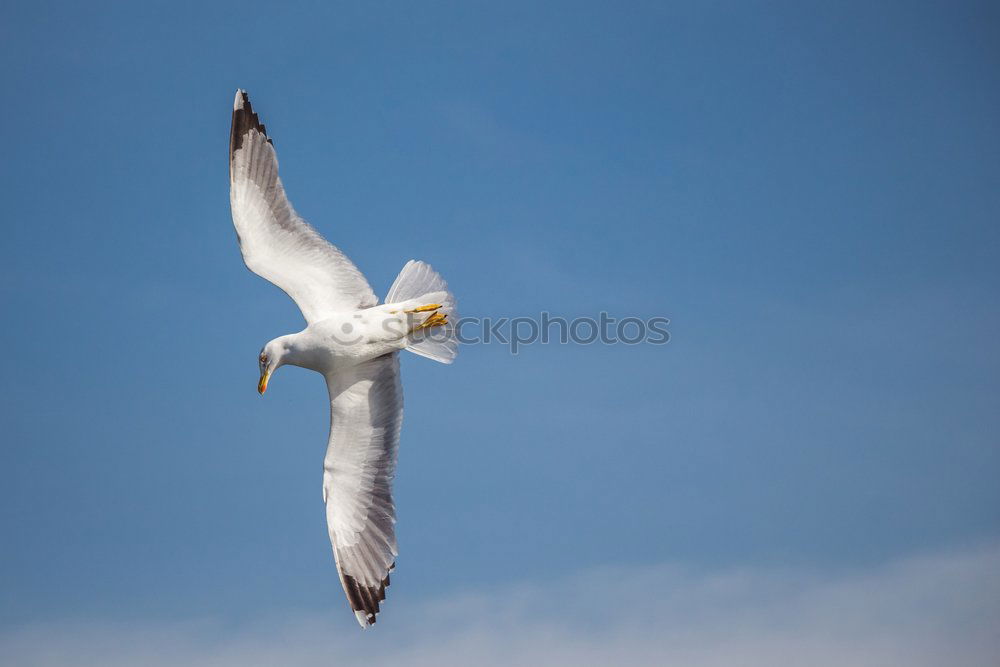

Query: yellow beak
[258,368,271,395]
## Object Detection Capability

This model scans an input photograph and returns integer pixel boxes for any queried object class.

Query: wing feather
[323,353,403,627]
[229,90,377,322]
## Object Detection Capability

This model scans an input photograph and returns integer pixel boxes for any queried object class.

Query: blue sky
[1,1,998,662]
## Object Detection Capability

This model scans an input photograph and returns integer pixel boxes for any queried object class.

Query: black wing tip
[343,563,393,628]
[229,88,273,163]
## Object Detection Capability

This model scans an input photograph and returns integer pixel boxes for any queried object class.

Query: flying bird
[228,90,458,628]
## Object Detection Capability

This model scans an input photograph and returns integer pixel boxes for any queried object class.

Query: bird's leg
[406,303,441,313]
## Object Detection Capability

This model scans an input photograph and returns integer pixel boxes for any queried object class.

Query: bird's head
[257,338,288,395]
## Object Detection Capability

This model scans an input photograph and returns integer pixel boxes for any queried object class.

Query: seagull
[228,90,458,628]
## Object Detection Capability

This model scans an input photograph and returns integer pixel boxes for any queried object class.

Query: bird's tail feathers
[386,260,458,364]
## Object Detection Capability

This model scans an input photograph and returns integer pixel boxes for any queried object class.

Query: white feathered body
[278,295,453,372]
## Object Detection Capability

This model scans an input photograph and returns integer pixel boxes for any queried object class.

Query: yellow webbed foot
[412,312,448,332]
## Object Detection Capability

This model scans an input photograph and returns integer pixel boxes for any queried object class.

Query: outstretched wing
[323,353,403,627]
[229,90,377,323]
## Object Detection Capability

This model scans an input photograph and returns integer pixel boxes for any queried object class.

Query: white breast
[303,308,411,369]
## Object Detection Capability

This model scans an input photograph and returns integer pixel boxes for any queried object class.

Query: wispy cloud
[4,542,998,666]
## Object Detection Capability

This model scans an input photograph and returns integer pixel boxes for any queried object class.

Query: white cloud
[3,542,999,666]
